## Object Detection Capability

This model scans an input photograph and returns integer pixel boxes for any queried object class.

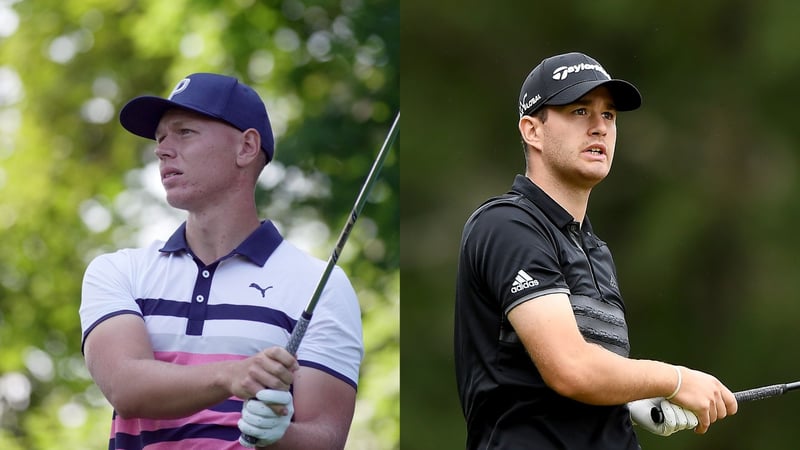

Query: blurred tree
[402,0,800,449]
[0,0,398,449]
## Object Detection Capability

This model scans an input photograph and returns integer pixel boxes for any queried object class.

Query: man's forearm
[103,357,238,419]
[548,343,677,406]
[260,420,351,450]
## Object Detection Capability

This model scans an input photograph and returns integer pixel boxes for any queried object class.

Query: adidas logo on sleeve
[510,270,539,293]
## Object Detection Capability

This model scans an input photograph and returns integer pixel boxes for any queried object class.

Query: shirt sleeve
[295,265,364,389]
[79,249,143,352]
[465,203,571,316]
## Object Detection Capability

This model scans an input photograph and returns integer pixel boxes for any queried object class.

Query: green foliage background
[401,1,800,449]
[0,0,398,449]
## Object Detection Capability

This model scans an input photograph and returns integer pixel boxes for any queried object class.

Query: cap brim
[120,96,187,141]
[119,96,227,141]
[547,79,642,111]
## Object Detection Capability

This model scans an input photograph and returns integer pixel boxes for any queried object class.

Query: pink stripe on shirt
[110,351,248,447]
[142,438,242,450]
[153,351,247,365]
[111,404,240,434]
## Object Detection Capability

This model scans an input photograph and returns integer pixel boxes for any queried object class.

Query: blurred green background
[401,1,800,449]
[0,0,397,449]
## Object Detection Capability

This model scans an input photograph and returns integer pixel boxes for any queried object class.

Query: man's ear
[518,115,542,151]
[237,128,262,167]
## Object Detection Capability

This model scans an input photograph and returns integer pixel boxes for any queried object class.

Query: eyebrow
[570,98,617,110]
[163,115,201,126]
[158,116,202,131]
[155,118,195,139]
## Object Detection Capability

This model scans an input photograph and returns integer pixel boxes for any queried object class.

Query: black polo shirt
[454,175,639,449]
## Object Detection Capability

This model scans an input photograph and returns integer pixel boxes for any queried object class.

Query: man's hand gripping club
[628,365,738,437]
[628,397,698,436]
[239,389,294,447]
[235,347,298,448]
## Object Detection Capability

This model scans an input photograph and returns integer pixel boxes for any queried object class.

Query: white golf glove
[628,397,699,436]
[238,389,294,448]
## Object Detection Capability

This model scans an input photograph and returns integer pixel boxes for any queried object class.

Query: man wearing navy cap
[454,52,738,448]
[80,73,363,449]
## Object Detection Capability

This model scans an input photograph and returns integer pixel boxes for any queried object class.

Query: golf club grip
[650,383,792,424]
[286,312,312,356]
[240,433,259,447]
[734,384,786,403]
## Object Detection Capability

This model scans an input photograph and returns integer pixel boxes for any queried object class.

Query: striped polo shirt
[80,220,363,449]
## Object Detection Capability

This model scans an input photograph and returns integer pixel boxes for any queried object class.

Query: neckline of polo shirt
[234,220,283,266]
[160,222,190,253]
[511,175,575,229]
[158,220,283,266]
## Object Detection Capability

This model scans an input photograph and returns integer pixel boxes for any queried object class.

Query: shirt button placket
[186,263,217,335]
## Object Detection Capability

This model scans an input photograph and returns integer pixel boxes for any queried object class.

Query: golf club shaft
[240,112,399,447]
[734,381,800,403]
[286,111,399,354]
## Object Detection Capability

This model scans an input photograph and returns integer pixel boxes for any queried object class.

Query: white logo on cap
[169,78,191,99]
[552,63,610,81]
[519,92,542,115]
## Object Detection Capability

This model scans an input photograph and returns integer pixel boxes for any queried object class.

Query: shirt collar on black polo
[159,220,284,266]
[510,174,594,233]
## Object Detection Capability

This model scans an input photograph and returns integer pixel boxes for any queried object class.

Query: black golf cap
[518,52,642,117]
[120,73,275,162]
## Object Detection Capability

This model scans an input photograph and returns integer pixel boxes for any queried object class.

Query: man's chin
[164,194,191,211]
[586,166,611,183]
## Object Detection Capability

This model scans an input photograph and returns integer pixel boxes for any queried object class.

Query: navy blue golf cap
[518,52,641,117]
[120,73,275,161]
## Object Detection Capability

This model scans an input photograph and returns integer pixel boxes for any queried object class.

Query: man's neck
[526,172,592,223]
[184,203,261,265]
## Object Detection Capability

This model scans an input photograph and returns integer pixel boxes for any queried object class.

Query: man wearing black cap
[454,52,738,448]
[80,73,363,449]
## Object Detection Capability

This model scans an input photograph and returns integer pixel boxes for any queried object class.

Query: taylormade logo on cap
[552,62,610,81]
